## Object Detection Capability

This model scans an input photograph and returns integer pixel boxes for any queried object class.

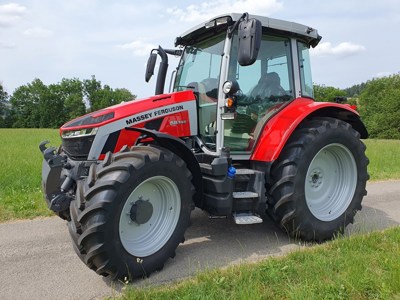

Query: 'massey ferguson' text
[125,105,184,126]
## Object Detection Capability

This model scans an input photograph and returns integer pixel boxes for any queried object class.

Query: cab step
[233,212,263,225]
[235,168,256,175]
[233,191,259,199]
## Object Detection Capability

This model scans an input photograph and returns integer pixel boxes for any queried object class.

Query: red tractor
[40,13,369,280]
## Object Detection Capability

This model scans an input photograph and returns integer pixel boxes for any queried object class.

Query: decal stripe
[88,101,197,160]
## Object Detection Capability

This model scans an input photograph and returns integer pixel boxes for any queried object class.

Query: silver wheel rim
[305,143,357,221]
[119,176,181,257]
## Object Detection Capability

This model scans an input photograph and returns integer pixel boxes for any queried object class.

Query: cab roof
[175,13,322,48]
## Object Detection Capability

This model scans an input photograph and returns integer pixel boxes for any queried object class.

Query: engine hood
[61,90,196,132]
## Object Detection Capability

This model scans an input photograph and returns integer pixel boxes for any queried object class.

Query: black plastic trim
[101,131,121,154]
[144,117,164,131]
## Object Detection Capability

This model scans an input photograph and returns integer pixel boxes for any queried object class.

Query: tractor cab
[148,13,320,156]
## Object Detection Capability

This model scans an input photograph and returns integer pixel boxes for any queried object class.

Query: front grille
[62,136,95,160]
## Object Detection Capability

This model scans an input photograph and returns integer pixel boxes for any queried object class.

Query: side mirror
[145,53,157,82]
[238,18,262,66]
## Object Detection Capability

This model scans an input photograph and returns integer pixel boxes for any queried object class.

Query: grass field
[124,226,400,299]
[364,139,400,181]
[0,129,60,221]
[0,129,399,222]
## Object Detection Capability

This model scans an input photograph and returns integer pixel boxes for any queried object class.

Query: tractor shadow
[128,209,296,288]
[103,209,292,290]
[104,203,399,289]
[346,205,400,235]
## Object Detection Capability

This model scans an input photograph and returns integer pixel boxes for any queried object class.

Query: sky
[1,0,400,98]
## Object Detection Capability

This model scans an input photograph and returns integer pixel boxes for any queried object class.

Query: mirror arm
[228,12,249,38]
[145,47,183,95]
[164,49,183,56]
[155,46,169,95]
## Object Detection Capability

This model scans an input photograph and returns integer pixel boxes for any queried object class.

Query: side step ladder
[233,212,263,225]
[232,191,263,225]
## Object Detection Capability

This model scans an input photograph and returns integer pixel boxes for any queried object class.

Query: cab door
[224,34,295,153]
[173,33,226,151]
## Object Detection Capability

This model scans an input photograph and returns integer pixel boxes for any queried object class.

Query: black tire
[267,117,369,241]
[68,145,195,280]
[55,209,71,221]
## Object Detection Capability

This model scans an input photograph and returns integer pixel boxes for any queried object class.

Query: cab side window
[298,42,314,98]
[224,34,294,152]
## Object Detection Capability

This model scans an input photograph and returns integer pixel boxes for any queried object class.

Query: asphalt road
[1,181,399,300]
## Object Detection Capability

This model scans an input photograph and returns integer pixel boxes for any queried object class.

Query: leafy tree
[90,86,135,111]
[344,82,367,97]
[359,75,400,139]
[10,78,81,128]
[8,77,136,128]
[313,84,347,102]
[90,84,115,111]
[0,82,12,127]
[45,83,68,127]
[114,88,135,103]
[0,82,7,101]
[59,78,86,120]
[10,79,49,128]
[83,76,136,111]
[65,93,86,120]
[83,75,102,109]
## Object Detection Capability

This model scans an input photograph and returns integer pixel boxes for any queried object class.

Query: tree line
[313,74,400,139]
[0,76,135,128]
[1,75,399,139]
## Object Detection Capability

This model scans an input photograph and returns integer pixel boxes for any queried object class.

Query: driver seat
[250,72,286,99]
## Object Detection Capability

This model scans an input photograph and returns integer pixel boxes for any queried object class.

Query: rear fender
[251,98,368,162]
[126,127,203,208]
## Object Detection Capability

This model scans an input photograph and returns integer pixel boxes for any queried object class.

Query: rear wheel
[267,117,369,241]
[68,145,194,280]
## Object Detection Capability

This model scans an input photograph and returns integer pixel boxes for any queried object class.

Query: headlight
[62,127,98,139]
[222,81,233,94]
[61,127,98,160]
[222,80,239,95]
[205,16,231,29]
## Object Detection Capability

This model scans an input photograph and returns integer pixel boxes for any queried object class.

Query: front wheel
[68,145,195,280]
[267,117,369,241]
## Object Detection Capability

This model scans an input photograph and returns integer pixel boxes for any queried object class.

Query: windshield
[174,33,225,148]
[174,33,225,94]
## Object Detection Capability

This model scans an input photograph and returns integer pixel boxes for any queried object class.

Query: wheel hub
[119,176,181,257]
[305,143,357,222]
[309,169,323,188]
[130,198,153,225]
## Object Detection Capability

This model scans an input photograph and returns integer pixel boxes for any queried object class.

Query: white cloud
[311,42,366,57]
[0,41,16,49]
[375,71,394,78]
[0,3,26,27]
[117,40,156,56]
[167,0,283,23]
[24,27,53,38]
[0,2,26,14]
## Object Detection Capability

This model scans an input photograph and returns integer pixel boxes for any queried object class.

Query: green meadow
[0,129,399,222]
